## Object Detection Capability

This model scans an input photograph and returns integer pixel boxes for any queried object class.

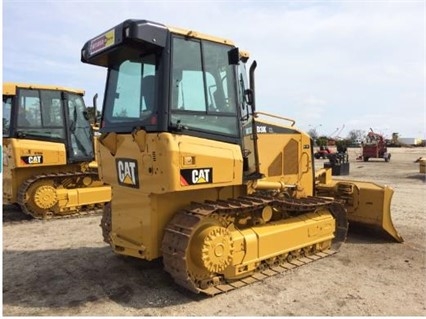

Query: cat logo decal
[116,158,139,188]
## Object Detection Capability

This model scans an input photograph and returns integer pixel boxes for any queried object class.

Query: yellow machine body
[246,112,314,198]
[251,114,402,242]
[2,82,111,218]
[3,138,67,204]
[97,128,341,295]
[98,131,244,260]
[221,210,335,279]
[82,19,402,295]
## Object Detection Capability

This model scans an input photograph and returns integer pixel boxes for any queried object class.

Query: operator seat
[213,89,225,111]
[141,75,155,112]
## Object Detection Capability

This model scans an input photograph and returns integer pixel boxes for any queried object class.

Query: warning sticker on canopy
[89,29,115,55]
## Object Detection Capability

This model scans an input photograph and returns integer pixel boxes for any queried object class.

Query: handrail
[254,111,296,127]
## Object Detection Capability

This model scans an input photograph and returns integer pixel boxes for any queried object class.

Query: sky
[2,0,425,139]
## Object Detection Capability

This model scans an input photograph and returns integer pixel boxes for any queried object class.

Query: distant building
[399,138,423,146]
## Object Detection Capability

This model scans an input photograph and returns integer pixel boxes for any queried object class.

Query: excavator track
[17,171,107,220]
[161,195,348,295]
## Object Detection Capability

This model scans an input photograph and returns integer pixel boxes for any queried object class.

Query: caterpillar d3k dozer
[2,83,111,219]
[81,19,403,295]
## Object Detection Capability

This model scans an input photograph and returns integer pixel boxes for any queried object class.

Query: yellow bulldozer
[2,82,111,219]
[81,19,403,295]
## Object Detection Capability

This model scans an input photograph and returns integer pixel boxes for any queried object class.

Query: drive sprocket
[197,225,233,273]
[21,179,59,218]
[33,184,58,209]
[17,172,106,219]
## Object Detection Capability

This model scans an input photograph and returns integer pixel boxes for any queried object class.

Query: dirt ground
[2,147,426,316]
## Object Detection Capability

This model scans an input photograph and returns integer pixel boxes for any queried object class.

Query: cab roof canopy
[3,82,85,96]
[81,19,235,67]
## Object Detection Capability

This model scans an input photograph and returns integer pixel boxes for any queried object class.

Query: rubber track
[162,195,344,295]
[17,171,105,220]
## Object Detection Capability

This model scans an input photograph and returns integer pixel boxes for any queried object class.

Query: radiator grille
[268,152,283,177]
[283,139,299,175]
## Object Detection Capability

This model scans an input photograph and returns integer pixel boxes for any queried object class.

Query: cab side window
[17,89,65,139]
[3,96,12,136]
[67,93,94,158]
[18,91,42,128]
[170,36,239,138]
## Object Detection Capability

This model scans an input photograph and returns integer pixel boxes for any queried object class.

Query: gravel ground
[2,147,425,316]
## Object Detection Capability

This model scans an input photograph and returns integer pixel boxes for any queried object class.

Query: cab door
[65,92,95,163]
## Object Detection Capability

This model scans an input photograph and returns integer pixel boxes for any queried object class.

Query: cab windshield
[100,36,241,141]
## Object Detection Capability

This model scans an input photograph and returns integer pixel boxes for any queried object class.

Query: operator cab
[81,19,252,148]
[2,83,95,163]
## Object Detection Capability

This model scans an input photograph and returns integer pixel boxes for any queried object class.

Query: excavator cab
[81,19,402,295]
[2,83,111,218]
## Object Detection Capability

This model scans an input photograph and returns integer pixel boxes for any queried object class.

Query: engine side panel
[248,119,314,198]
[3,138,69,203]
[97,131,245,259]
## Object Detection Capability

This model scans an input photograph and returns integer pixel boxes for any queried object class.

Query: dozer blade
[316,178,403,243]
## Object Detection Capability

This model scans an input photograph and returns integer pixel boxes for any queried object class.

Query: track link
[161,195,347,295]
[17,171,106,220]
